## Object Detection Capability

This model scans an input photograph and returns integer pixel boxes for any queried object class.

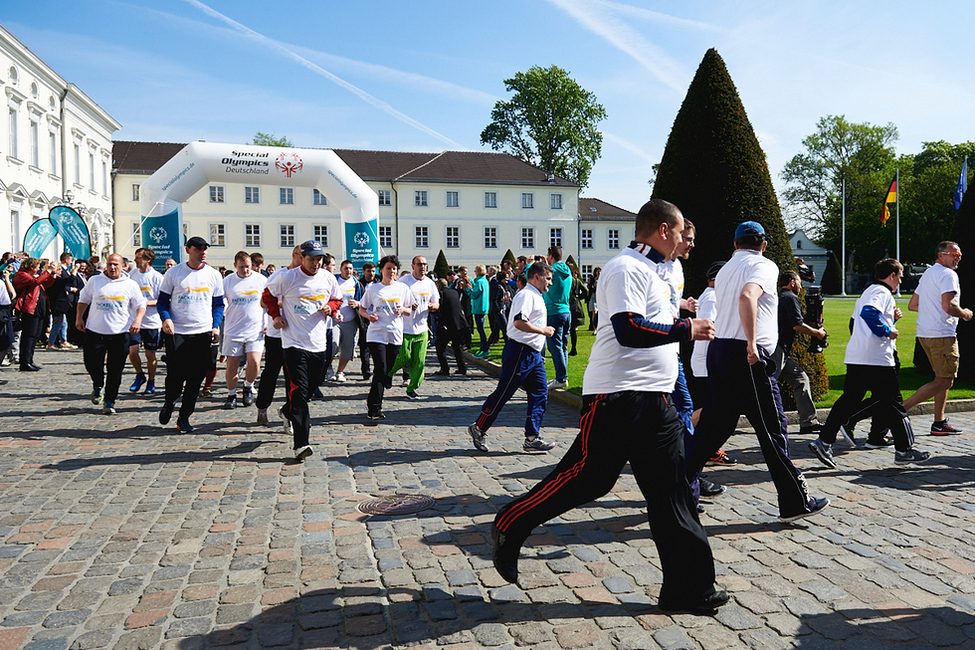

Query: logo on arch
[275,153,304,178]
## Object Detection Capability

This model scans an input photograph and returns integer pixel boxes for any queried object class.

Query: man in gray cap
[684,222,829,524]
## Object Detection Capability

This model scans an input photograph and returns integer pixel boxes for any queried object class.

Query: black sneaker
[176,418,195,433]
[241,387,254,407]
[491,522,519,585]
[658,588,731,615]
[699,478,726,497]
[294,445,313,461]
[808,439,836,469]
[779,497,830,523]
[367,411,385,421]
[159,402,175,425]
[895,449,932,464]
[864,438,893,449]
[223,395,237,410]
[931,420,962,435]
[405,390,419,400]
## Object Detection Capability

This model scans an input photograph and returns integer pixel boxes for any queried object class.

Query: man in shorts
[903,241,973,434]
[128,247,164,394]
[222,251,268,409]
[334,259,361,383]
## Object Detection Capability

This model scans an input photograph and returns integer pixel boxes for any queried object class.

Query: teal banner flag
[22,219,58,257]
[49,206,91,261]
[141,207,183,272]
[344,218,379,273]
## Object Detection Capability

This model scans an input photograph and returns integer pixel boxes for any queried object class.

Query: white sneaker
[401,377,410,387]
[326,369,336,381]
[294,445,313,461]
[335,372,347,383]
[547,379,567,389]
[278,407,294,437]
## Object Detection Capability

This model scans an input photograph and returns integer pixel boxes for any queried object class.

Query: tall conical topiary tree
[952,185,975,380]
[652,48,827,401]
[433,250,451,280]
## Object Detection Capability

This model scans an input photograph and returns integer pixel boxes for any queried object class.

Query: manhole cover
[357,495,435,516]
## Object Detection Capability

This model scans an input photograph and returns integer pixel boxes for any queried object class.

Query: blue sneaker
[129,374,147,392]
[145,380,156,395]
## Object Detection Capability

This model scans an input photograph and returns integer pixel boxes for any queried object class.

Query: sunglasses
[941,251,963,258]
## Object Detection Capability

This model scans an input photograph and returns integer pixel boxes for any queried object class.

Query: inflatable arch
[138,141,379,271]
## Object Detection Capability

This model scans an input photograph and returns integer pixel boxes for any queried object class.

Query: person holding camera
[772,270,827,435]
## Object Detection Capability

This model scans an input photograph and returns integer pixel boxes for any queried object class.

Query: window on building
[415,226,429,248]
[581,265,593,282]
[446,191,459,208]
[279,187,294,205]
[244,186,260,204]
[209,223,226,247]
[102,161,108,195]
[313,189,328,205]
[131,184,140,202]
[446,226,460,248]
[581,228,593,250]
[796,240,803,249]
[608,228,620,250]
[245,223,261,248]
[379,226,393,249]
[209,185,225,203]
[522,227,534,249]
[49,131,57,172]
[550,193,563,210]
[313,225,328,247]
[484,192,497,208]
[29,121,38,167]
[73,143,80,184]
[8,109,17,159]
[414,190,428,207]
[550,227,563,249]
[378,189,392,206]
[89,152,94,188]
[522,192,534,209]
[132,222,141,247]
[484,227,497,249]
[280,224,295,248]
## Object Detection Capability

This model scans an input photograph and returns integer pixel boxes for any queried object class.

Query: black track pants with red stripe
[494,391,716,604]
[282,347,326,449]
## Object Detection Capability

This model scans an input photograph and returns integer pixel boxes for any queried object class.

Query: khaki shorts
[919,336,960,378]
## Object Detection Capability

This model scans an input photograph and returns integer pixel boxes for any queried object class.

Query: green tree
[480,65,607,186]
[780,116,898,272]
[250,132,294,147]
[433,250,451,280]
[651,48,827,400]
[501,249,517,269]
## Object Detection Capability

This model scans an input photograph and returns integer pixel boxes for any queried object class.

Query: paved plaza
[2,349,975,649]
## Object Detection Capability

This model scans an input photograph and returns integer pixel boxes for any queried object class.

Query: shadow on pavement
[39,440,268,470]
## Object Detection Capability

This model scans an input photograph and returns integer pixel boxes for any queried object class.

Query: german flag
[881,178,897,226]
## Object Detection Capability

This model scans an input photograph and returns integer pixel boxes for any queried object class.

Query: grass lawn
[471,296,975,407]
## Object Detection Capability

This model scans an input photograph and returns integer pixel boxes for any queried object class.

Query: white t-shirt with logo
[336,274,359,323]
[265,266,342,353]
[159,263,225,335]
[223,272,268,343]
[690,286,716,378]
[915,263,961,338]
[657,258,685,318]
[362,281,414,345]
[714,249,778,355]
[583,245,679,395]
[846,283,897,367]
[79,274,147,336]
[400,274,438,335]
[128,267,164,330]
[506,283,548,351]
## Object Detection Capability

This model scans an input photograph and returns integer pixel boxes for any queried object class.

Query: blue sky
[5,1,973,217]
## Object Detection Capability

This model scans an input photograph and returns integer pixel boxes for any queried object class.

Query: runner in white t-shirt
[262,240,344,461]
[254,246,302,427]
[333,260,361,384]
[903,241,973,433]
[359,256,413,420]
[127,248,164,396]
[76,253,146,415]
[388,256,438,398]
[221,251,268,410]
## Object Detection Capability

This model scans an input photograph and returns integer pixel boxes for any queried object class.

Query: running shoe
[523,436,555,452]
[931,420,963,435]
[278,407,294,437]
[159,402,175,425]
[779,497,830,523]
[809,439,836,469]
[176,418,195,433]
[469,423,488,452]
[406,390,419,400]
[895,449,932,464]
[836,425,856,448]
[241,387,254,407]
[335,372,347,383]
[102,401,117,415]
[145,381,156,395]
[699,478,726,497]
[129,374,147,393]
[91,387,102,405]
[706,449,737,466]
[256,408,269,426]
[294,445,313,461]
[223,395,237,410]
[200,387,213,398]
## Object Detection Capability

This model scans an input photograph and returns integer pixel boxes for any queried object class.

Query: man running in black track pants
[255,246,301,426]
[684,221,829,524]
[491,199,729,615]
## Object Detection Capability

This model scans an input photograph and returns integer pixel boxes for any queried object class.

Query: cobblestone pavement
[2,349,975,649]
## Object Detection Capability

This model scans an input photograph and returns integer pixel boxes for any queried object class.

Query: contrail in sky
[182,0,467,150]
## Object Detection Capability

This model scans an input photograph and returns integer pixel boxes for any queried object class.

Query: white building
[788,228,829,287]
[113,142,586,272]
[0,23,120,258]
[577,197,636,281]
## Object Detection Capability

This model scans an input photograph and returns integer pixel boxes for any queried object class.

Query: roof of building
[112,141,579,188]
[578,197,636,221]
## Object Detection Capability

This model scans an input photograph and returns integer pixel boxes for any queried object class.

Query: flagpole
[895,167,901,296]
[841,176,847,296]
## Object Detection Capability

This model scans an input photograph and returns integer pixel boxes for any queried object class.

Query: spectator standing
[434,279,468,376]
[76,254,146,414]
[903,241,973,433]
[12,258,55,371]
[470,265,490,357]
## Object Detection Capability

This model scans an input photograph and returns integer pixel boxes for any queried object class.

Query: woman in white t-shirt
[359,256,413,420]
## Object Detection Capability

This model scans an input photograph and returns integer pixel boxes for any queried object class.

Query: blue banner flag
[49,206,92,261]
[955,157,968,210]
[22,218,58,258]
[344,218,380,273]
[141,207,183,272]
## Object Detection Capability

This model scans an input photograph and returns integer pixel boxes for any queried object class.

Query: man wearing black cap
[684,221,829,524]
[157,236,225,432]
[261,240,343,461]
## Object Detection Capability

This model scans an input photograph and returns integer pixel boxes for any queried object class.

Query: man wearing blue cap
[684,221,829,523]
